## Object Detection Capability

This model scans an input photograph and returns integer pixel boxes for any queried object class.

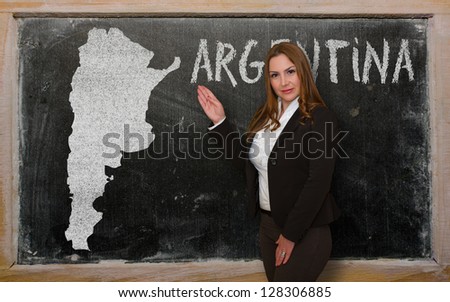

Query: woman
[197,42,340,281]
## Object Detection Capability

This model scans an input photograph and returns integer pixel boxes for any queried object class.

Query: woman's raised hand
[197,85,226,125]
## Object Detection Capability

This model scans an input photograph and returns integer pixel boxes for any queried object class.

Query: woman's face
[268,54,301,106]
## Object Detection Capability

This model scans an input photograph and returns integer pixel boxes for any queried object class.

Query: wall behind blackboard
[18,17,429,263]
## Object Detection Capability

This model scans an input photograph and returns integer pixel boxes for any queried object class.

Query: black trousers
[259,212,332,282]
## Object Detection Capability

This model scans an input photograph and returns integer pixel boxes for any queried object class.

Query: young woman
[197,42,340,282]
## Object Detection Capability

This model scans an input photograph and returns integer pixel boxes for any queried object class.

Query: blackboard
[18,17,429,263]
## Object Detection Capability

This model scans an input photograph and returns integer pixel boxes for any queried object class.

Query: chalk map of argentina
[65,28,180,250]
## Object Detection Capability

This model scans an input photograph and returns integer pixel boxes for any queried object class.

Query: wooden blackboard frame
[1,1,449,277]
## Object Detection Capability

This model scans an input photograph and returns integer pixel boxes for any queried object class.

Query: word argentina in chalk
[190,38,415,86]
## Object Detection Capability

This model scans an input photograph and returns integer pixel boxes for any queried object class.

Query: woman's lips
[281,88,294,94]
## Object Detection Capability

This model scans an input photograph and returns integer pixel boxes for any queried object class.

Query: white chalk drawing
[392,39,414,83]
[363,39,390,84]
[325,39,350,84]
[191,39,213,84]
[239,39,264,84]
[312,39,320,81]
[65,27,180,250]
[190,38,415,85]
[353,38,361,82]
[215,41,238,87]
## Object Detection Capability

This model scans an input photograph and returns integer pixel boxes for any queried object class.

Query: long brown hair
[247,42,325,135]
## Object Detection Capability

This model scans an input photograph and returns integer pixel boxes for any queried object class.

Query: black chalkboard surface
[18,18,429,263]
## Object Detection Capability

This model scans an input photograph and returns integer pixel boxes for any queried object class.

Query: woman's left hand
[275,234,295,266]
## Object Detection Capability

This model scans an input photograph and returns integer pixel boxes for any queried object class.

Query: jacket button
[270,159,277,165]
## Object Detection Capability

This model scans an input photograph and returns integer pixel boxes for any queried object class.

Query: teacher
[197,42,341,282]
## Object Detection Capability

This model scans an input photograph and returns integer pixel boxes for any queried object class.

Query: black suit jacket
[209,106,341,243]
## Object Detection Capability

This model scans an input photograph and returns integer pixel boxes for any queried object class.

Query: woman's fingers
[275,247,283,266]
[198,85,210,99]
[197,86,213,113]
[197,85,226,124]
[197,86,215,108]
[197,86,208,105]
[282,248,292,265]
[275,246,291,266]
[199,85,220,105]
[275,234,295,266]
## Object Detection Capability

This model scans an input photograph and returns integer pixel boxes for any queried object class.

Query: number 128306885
[260,286,331,298]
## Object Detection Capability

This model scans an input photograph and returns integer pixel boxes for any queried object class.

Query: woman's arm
[197,85,247,169]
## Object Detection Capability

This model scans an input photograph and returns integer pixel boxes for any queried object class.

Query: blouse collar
[278,96,300,119]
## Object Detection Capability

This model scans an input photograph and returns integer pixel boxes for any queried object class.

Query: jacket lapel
[270,108,302,155]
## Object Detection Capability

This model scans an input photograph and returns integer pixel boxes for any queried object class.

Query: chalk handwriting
[190,38,416,85]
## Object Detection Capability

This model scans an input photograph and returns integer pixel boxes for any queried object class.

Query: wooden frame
[1,1,449,274]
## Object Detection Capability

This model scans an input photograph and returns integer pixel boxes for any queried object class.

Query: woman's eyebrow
[269,65,295,73]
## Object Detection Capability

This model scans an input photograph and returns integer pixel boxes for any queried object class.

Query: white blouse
[249,98,299,211]
[208,97,300,211]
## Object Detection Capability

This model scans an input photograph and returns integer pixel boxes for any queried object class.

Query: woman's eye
[287,69,296,75]
[270,73,278,78]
